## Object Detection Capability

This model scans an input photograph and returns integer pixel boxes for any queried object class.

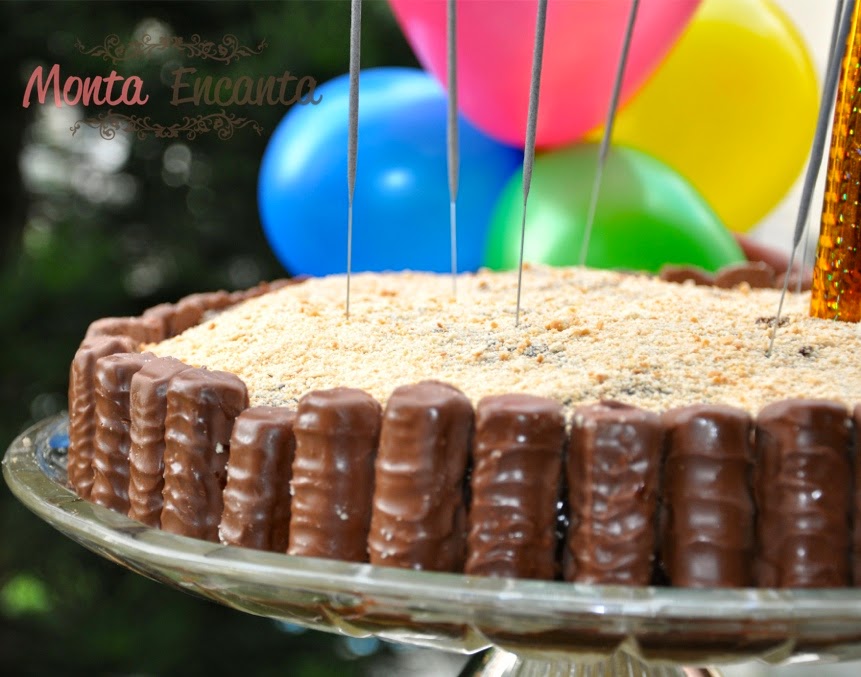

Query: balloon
[388,0,700,149]
[484,144,745,273]
[588,0,818,234]
[258,68,522,277]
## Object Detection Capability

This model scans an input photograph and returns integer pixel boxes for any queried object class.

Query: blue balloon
[258,67,523,276]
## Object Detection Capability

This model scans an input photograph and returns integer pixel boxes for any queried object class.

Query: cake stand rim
[7,414,861,669]
[5,415,861,618]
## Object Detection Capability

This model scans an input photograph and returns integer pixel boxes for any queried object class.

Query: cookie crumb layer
[149,266,861,414]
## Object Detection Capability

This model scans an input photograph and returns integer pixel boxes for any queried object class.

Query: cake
[65,263,861,588]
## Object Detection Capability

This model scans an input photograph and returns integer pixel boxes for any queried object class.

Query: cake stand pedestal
[459,649,722,676]
[5,416,861,677]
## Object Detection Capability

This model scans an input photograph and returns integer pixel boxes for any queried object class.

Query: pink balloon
[389,0,701,149]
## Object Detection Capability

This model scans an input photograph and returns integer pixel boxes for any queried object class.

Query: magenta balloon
[389,0,701,149]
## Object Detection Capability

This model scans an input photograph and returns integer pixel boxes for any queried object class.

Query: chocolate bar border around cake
[61,273,861,592]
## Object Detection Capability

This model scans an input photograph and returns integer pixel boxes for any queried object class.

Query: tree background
[0,2,470,674]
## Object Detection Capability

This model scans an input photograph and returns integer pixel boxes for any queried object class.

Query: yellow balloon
[588,0,818,233]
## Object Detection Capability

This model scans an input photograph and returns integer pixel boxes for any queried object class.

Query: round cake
[63,264,861,590]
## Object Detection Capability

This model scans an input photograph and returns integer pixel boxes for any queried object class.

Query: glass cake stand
[6,416,861,677]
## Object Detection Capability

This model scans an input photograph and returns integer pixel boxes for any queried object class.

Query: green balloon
[484,144,745,273]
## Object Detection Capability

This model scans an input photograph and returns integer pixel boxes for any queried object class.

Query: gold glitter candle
[812,1,861,321]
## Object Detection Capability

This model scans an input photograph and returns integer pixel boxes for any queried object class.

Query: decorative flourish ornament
[71,109,263,141]
[74,34,267,65]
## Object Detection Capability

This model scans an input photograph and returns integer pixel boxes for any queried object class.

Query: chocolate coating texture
[289,388,381,562]
[90,352,155,513]
[228,278,302,304]
[169,291,232,336]
[369,381,473,572]
[714,262,776,289]
[755,399,852,588]
[219,406,296,552]
[127,357,192,527]
[855,405,861,586]
[466,394,564,579]
[659,266,714,286]
[660,404,754,588]
[566,401,662,585]
[160,368,248,541]
[141,303,177,340]
[776,269,813,292]
[68,335,138,498]
[85,316,164,345]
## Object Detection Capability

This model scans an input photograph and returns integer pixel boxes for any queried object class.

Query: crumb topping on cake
[148,265,861,414]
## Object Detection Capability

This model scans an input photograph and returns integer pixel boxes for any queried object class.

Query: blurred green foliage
[0,2,436,674]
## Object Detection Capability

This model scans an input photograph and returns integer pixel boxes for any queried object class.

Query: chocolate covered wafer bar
[565,401,662,585]
[141,303,176,340]
[660,405,754,588]
[168,291,232,336]
[776,269,813,292]
[160,368,248,541]
[228,278,302,305]
[219,406,296,552]
[127,357,192,527]
[90,352,155,513]
[85,316,164,345]
[855,405,861,586]
[714,262,776,289]
[68,335,138,498]
[289,388,381,562]
[755,399,852,588]
[369,381,473,572]
[659,265,714,286]
[465,394,564,579]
